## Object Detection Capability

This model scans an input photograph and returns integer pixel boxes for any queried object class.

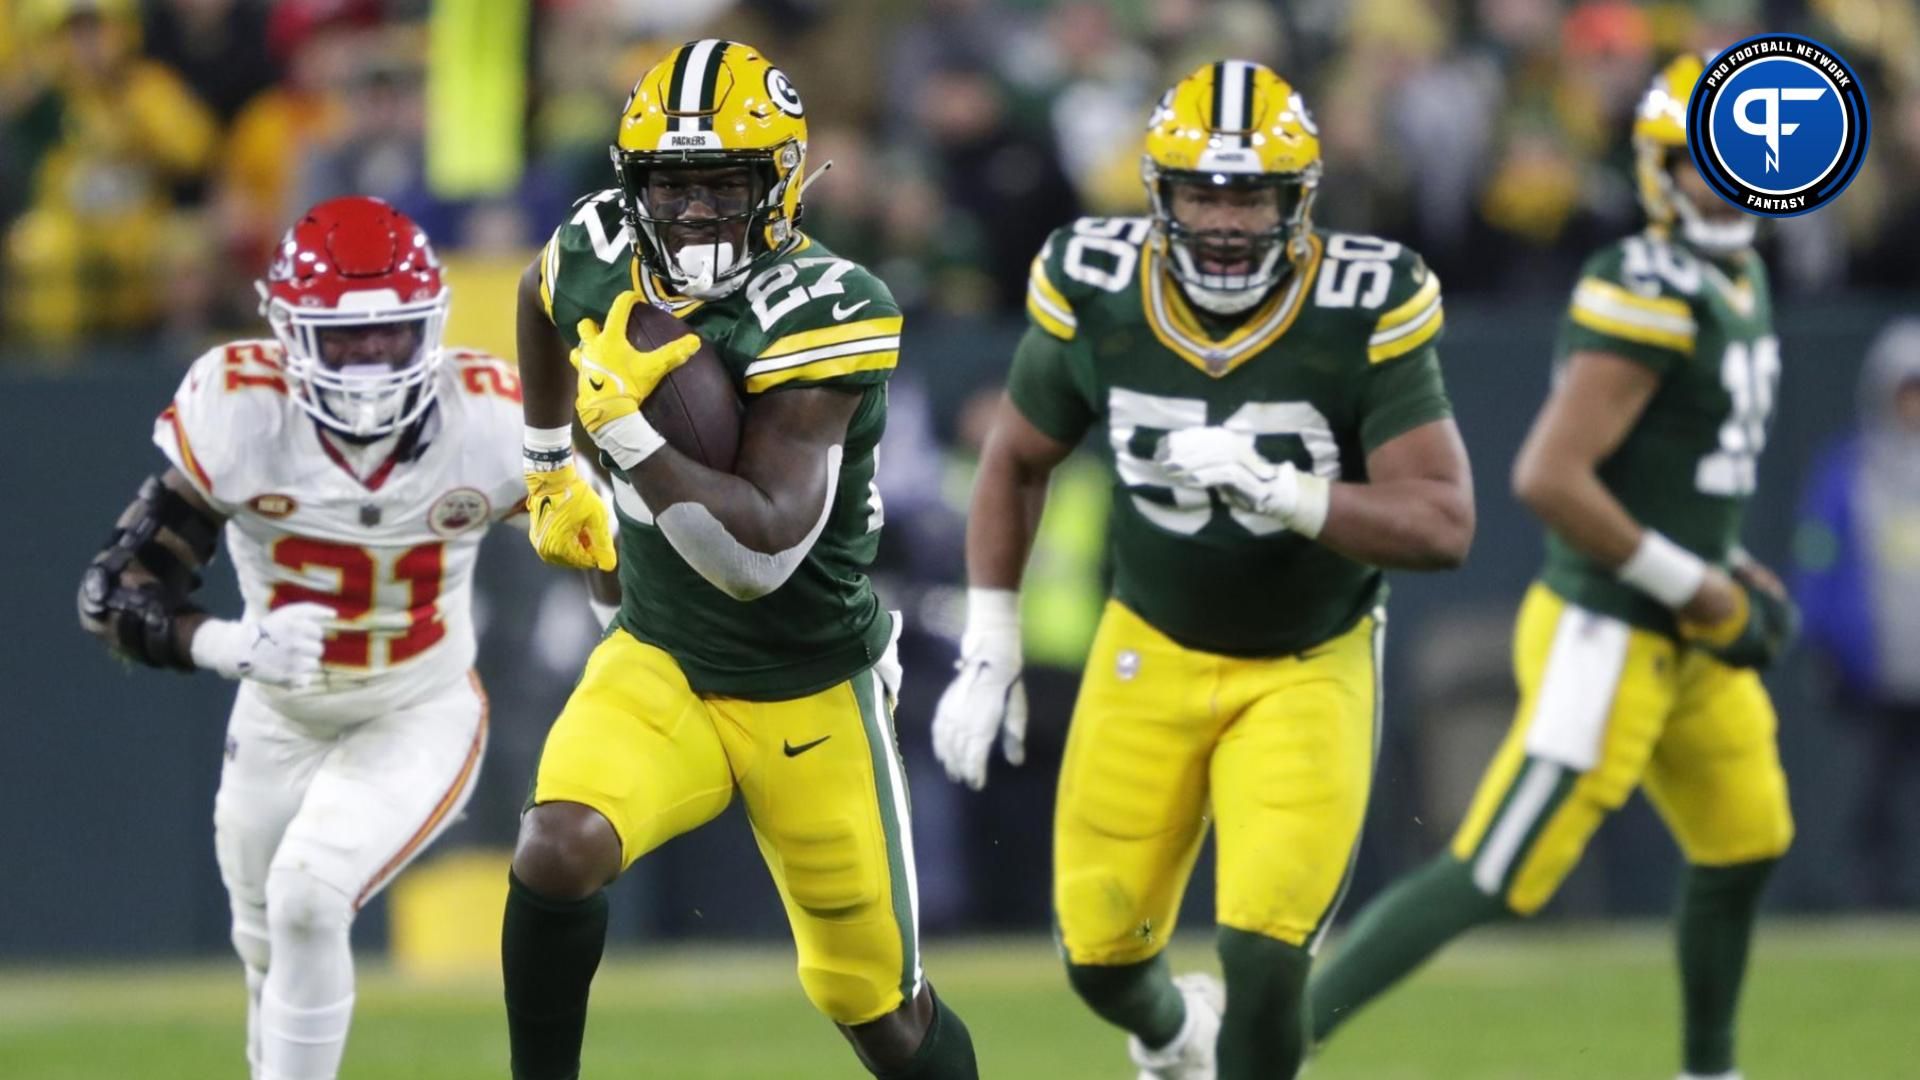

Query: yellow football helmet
[1142,60,1322,314]
[614,39,809,298]
[1633,53,1754,256]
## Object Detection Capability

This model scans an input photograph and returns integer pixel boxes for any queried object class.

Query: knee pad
[265,864,354,941]
[772,815,881,918]
[230,911,271,973]
[797,960,896,1026]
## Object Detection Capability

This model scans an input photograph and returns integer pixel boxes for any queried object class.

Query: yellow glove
[571,290,702,434]
[525,463,617,571]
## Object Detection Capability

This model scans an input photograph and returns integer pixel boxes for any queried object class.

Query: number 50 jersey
[1011,217,1454,657]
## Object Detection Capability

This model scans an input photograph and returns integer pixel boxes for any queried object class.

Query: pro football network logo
[1687,34,1870,217]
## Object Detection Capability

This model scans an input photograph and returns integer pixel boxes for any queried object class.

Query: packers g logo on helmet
[614,40,810,299]
[1142,60,1322,315]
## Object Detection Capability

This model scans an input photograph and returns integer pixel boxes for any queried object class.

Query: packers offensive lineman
[1308,56,1798,1080]
[932,61,1474,1080]
[499,40,977,1079]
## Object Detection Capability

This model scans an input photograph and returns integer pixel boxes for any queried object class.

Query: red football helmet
[259,197,450,438]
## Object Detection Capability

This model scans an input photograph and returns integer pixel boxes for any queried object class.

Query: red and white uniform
[153,339,525,1019]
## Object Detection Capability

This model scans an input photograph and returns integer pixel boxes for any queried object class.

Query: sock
[1308,854,1509,1043]
[1216,928,1311,1080]
[1064,953,1187,1050]
[260,867,355,1080]
[1677,859,1776,1076]
[244,963,267,1076]
[503,871,610,1080]
[873,991,978,1079]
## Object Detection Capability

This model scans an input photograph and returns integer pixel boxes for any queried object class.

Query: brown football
[625,300,742,472]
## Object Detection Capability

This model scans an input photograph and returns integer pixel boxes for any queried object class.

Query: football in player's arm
[502,40,977,1080]
[77,198,528,1080]
[933,61,1471,1080]
[1308,56,1796,1080]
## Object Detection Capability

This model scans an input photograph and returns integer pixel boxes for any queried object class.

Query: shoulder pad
[1311,233,1446,363]
[1566,234,1701,354]
[153,340,289,506]
[740,242,902,393]
[541,190,637,344]
[1027,216,1154,341]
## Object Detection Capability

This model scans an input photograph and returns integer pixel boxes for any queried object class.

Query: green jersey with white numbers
[1541,229,1778,634]
[1010,217,1454,657]
[540,189,898,699]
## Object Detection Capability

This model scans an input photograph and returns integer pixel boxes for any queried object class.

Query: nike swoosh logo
[782,735,832,757]
[537,496,553,520]
[831,299,871,321]
[587,376,605,391]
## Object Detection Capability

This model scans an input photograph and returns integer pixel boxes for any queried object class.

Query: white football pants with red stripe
[213,671,488,1080]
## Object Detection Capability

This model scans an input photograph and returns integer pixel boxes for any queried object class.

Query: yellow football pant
[1055,600,1380,966]
[532,630,919,1024]
[1452,584,1795,915]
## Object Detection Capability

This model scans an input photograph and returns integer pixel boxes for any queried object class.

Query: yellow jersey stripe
[1570,279,1696,351]
[539,234,559,320]
[1570,305,1695,352]
[1373,273,1440,334]
[757,316,904,360]
[745,350,898,393]
[1572,278,1695,330]
[1027,292,1076,340]
[1368,305,1444,362]
[1028,257,1075,321]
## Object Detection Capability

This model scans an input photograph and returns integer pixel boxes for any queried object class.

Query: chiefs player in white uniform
[78,197,529,1080]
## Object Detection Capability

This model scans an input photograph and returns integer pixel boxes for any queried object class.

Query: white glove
[1156,427,1329,536]
[190,603,331,689]
[932,588,1027,791]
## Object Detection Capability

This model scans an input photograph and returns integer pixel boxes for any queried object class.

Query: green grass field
[4,920,1915,1078]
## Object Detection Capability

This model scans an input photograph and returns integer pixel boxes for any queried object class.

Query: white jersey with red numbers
[154,339,528,723]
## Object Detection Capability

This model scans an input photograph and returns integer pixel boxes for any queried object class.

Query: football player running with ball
[78,197,530,1080]
[502,40,978,1080]
[1309,56,1797,1080]
[933,61,1474,1080]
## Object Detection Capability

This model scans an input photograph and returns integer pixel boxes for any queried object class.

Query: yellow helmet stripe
[668,39,727,133]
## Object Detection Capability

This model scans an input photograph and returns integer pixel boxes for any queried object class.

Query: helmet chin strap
[1668,182,1756,257]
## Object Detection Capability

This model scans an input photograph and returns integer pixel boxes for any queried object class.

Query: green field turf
[3,919,1915,1078]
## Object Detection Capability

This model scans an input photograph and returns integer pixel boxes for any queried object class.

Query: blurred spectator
[140,0,278,123]
[1792,318,1920,907]
[3,0,218,348]
[215,0,378,285]
[915,62,1080,315]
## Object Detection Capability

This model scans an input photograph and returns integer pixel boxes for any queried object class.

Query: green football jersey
[1011,216,1453,657]
[1540,229,1778,633]
[540,190,898,699]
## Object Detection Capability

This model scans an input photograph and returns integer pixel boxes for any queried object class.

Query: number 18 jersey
[1010,218,1454,658]
[1543,229,1778,633]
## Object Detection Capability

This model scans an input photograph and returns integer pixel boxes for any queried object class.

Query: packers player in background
[933,61,1474,1079]
[1309,56,1797,1080]
[500,40,978,1080]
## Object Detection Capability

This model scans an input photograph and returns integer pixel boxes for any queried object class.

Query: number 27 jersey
[1011,218,1454,657]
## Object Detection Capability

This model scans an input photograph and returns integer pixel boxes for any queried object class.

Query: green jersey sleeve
[737,252,901,395]
[1346,242,1452,451]
[1361,243,1446,364]
[1023,221,1121,344]
[1558,239,1699,375]
[1360,345,1452,452]
[539,190,637,350]
[1006,325,1097,444]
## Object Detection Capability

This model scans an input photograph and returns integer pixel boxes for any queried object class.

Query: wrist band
[965,587,1020,635]
[524,424,574,473]
[595,413,666,470]
[1617,530,1707,608]
[1291,471,1331,539]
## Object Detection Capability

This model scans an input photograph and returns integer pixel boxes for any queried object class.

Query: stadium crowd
[2,0,1917,355]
